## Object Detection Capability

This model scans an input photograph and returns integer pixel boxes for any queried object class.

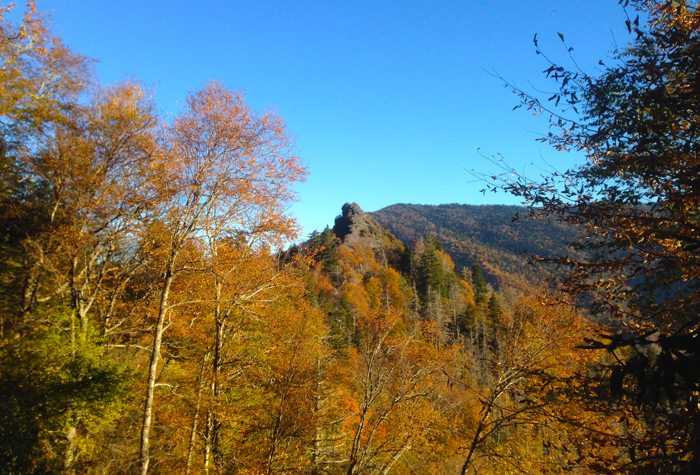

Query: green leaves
[0,317,135,473]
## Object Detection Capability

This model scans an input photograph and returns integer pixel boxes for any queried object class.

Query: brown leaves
[481,1,700,472]
[161,81,307,248]
[0,2,95,132]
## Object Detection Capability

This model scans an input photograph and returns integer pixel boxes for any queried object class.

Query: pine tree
[308,227,340,274]
[416,241,446,304]
[487,293,503,325]
[471,260,488,305]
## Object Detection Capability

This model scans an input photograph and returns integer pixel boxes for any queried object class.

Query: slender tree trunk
[266,413,283,475]
[139,269,174,475]
[212,301,226,474]
[311,358,322,475]
[19,250,42,318]
[185,353,210,475]
[63,413,78,475]
[204,405,213,475]
[380,442,411,475]
[460,405,490,475]
[346,405,369,475]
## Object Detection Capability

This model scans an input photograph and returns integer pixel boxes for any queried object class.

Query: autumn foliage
[480,0,700,472]
[4,1,695,474]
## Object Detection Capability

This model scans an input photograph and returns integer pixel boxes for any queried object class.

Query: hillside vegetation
[3,1,699,473]
[371,203,583,290]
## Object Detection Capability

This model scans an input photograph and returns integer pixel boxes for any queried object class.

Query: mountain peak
[332,203,383,247]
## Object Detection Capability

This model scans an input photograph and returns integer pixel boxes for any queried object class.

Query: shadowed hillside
[371,203,583,290]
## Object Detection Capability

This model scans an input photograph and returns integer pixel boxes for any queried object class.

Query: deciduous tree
[343,310,447,475]
[482,0,700,471]
[137,81,306,474]
[452,293,590,474]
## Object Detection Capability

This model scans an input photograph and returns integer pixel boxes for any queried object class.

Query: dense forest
[2,1,700,474]
[370,203,585,291]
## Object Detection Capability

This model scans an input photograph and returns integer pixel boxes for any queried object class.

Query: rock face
[332,203,383,248]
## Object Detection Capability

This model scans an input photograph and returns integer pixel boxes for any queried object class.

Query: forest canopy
[482,0,700,471]
[2,1,700,474]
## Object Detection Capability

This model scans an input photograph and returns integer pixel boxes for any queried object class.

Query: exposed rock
[332,203,383,248]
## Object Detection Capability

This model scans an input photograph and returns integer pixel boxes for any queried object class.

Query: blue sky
[26,0,630,239]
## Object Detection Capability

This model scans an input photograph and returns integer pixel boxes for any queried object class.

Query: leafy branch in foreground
[475,1,700,472]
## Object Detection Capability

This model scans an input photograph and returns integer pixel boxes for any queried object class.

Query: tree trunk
[139,270,174,475]
[185,353,210,475]
[380,442,411,475]
[460,406,488,475]
[204,405,213,475]
[212,302,226,474]
[63,415,77,475]
[311,358,322,475]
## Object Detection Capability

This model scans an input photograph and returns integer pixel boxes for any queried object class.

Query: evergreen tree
[0,319,134,473]
[487,293,505,332]
[416,240,446,305]
[308,227,340,274]
[487,293,502,319]
[427,234,443,252]
[471,260,488,305]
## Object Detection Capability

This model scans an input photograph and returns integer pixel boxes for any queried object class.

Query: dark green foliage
[486,293,505,353]
[472,261,488,305]
[427,235,443,252]
[0,316,135,473]
[383,233,412,277]
[487,293,503,324]
[326,307,355,349]
[307,227,340,274]
[415,240,446,304]
[278,243,300,264]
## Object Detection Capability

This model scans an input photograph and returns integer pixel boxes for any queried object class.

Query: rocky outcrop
[332,203,383,248]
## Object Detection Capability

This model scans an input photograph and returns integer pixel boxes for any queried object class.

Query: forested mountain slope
[300,203,597,474]
[371,203,583,290]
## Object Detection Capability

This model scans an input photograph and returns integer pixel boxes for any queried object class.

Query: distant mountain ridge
[370,203,583,290]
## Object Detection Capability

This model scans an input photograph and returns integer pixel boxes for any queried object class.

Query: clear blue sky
[24,0,630,239]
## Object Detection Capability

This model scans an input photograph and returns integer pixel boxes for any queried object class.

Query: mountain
[370,203,584,290]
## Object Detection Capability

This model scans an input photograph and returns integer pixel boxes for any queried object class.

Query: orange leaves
[129,82,308,473]
[337,242,378,274]
[445,289,598,474]
[381,267,407,309]
[312,264,334,298]
[0,2,94,129]
[342,281,371,318]
[2,4,321,473]
[163,82,306,247]
[343,309,450,474]
[458,279,476,307]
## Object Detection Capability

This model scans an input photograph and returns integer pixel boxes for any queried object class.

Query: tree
[137,81,306,474]
[415,239,446,304]
[0,315,134,474]
[307,227,340,274]
[0,1,96,325]
[1,4,320,472]
[471,260,488,306]
[343,310,447,475]
[484,1,700,471]
[451,292,591,475]
[238,293,327,474]
[0,1,94,137]
[487,293,503,324]
[0,6,154,472]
